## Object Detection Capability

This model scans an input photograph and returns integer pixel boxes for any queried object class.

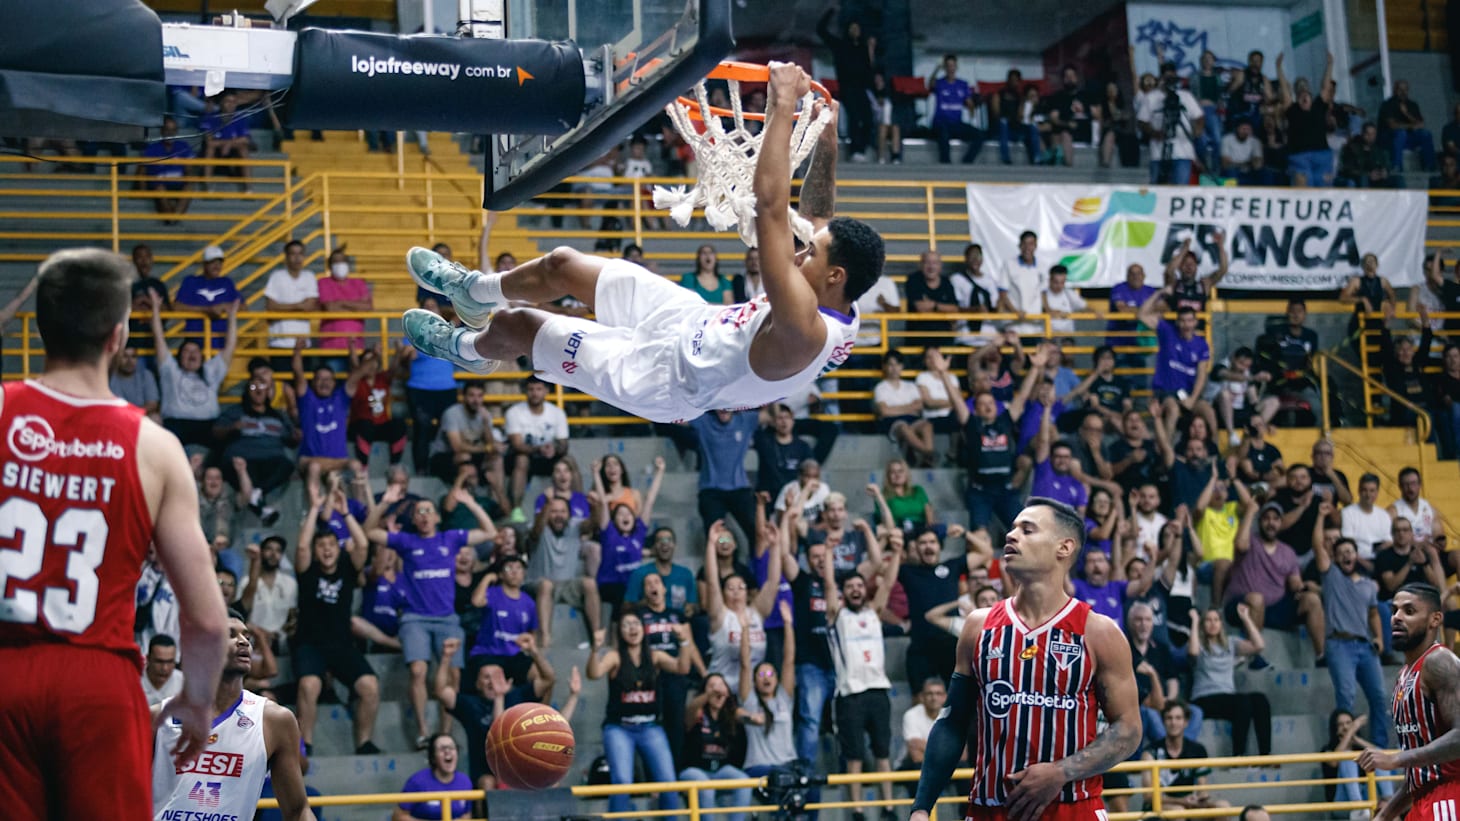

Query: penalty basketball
[485,703,576,790]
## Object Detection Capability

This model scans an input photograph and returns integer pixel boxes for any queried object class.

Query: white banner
[964,184,1428,291]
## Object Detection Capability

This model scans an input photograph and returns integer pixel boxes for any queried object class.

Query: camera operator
[1136,61,1205,185]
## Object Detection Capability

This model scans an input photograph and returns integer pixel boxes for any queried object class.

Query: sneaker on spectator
[356,741,381,755]
[415,735,429,751]
[1248,654,1271,671]
[1229,431,1242,448]
[509,507,527,524]
[850,152,869,163]
[259,506,280,527]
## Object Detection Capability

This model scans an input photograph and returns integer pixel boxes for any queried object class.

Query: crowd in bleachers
[89,219,1460,819]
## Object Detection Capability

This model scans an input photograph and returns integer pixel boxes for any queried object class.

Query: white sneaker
[1228,432,1242,448]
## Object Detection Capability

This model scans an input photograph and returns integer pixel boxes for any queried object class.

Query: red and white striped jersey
[969,597,1101,807]
[1393,643,1460,797]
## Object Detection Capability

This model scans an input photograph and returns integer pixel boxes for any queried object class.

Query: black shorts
[928,415,960,434]
[835,689,892,760]
[516,452,557,477]
[600,582,626,619]
[292,640,375,687]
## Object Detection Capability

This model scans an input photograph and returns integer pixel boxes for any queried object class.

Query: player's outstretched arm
[263,701,312,821]
[145,422,230,767]
[1007,613,1142,821]
[755,62,824,350]
[909,609,987,821]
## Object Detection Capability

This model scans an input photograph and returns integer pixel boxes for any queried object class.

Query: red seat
[890,75,928,98]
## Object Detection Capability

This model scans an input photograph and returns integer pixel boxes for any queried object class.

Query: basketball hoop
[653,61,833,248]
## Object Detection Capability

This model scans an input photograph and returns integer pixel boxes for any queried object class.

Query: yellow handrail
[1316,351,1431,489]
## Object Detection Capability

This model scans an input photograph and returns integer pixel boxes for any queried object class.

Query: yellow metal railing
[254,751,1393,820]
[1317,349,1434,493]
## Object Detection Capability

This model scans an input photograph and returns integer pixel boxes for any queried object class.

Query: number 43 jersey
[0,380,152,665]
[153,690,270,821]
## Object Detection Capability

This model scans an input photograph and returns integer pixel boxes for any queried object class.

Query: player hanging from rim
[1359,583,1460,821]
[908,497,1143,821]
[0,248,229,821]
[152,613,311,821]
[401,62,884,424]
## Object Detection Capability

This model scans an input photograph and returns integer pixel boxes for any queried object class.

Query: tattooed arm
[798,100,840,225]
[1005,613,1143,821]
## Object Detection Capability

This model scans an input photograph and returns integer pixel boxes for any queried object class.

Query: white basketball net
[653,78,832,248]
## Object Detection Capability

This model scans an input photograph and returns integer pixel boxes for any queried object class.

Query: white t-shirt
[1003,259,1048,335]
[914,370,952,419]
[874,379,922,416]
[1391,497,1438,543]
[855,276,902,346]
[140,669,184,706]
[264,268,318,348]
[1342,504,1393,560]
[1043,287,1087,334]
[902,703,937,744]
[832,606,891,696]
[1135,87,1204,161]
[624,156,653,178]
[248,571,298,635]
[773,479,831,520]
[1220,133,1263,166]
[504,401,569,447]
[1134,511,1168,561]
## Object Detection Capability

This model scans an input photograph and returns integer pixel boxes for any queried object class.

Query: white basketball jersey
[153,689,270,821]
[831,605,891,696]
[676,296,858,412]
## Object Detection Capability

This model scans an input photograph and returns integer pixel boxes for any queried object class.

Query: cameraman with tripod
[1136,61,1205,185]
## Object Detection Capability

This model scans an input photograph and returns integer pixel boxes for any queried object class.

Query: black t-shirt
[295,554,359,645]
[1311,469,1350,506]
[640,606,686,657]
[1273,328,1320,373]
[898,558,965,642]
[1286,100,1331,153]
[1044,88,1091,127]
[791,572,833,668]
[1108,437,1161,491]
[1374,546,1431,600]
[456,570,487,639]
[753,429,812,495]
[905,274,959,333]
[1152,738,1212,788]
[1243,441,1283,479]
[1167,278,1207,313]
[1128,577,1178,647]
[1441,281,1460,332]
[964,411,1018,487]
[1379,96,1424,132]
[1130,639,1174,706]
[451,683,535,782]
[806,527,869,582]
[697,561,757,593]
[683,708,747,770]
[1090,375,1129,414]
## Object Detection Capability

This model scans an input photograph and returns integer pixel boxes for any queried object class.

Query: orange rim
[675,61,829,123]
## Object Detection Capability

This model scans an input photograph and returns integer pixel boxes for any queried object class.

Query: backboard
[484,0,733,210]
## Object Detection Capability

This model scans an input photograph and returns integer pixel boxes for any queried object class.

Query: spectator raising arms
[292,339,361,475]
[680,674,752,821]
[586,612,691,818]
[588,457,665,620]
[739,600,799,777]
[1189,603,1273,758]
[346,345,409,466]
[151,295,236,450]
[704,518,782,687]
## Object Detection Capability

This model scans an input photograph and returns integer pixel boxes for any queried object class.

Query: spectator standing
[1192,50,1227,170]
[1107,264,1158,364]
[817,10,876,161]
[1188,605,1273,757]
[1226,50,1275,130]
[1138,290,1214,442]
[1162,235,1229,315]
[1136,61,1205,184]
[625,527,699,615]
[1342,474,1393,565]
[739,609,798,776]
[586,611,690,818]
[293,485,382,755]
[292,341,357,474]
[1377,323,1433,426]
[317,247,373,352]
[347,346,409,466]
[1380,79,1438,173]
[172,245,240,352]
[365,488,497,748]
[1433,343,1460,460]
[639,570,703,768]
[1313,531,1391,752]
[505,375,571,512]
[704,520,781,685]
[263,239,319,356]
[991,68,1041,164]
[785,539,836,764]
[690,410,759,543]
[589,458,664,619]
[679,674,752,821]
[141,635,185,706]
[754,403,813,497]
[896,526,992,691]
[927,55,983,164]
[825,549,900,821]
[1277,53,1336,187]
[1002,231,1048,337]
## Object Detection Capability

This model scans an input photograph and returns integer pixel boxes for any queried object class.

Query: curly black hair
[826,216,885,303]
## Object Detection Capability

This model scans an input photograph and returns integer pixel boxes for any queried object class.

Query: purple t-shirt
[535,491,591,520]
[388,529,470,617]
[299,386,351,458]
[1072,578,1128,625]
[362,573,404,636]
[752,544,795,629]
[1030,460,1089,509]
[933,77,971,123]
[1225,536,1300,606]
[471,585,538,657]
[1152,319,1211,393]
[1018,400,1065,450]
[597,521,647,586]
[398,768,473,820]
[1107,282,1159,337]
[325,499,369,544]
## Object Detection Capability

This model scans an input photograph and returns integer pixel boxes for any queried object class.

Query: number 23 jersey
[0,380,152,665]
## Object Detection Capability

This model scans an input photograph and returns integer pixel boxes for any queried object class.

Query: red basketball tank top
[1394,643,1460,796]
[969,597,1101,807]
[0,380,152,667]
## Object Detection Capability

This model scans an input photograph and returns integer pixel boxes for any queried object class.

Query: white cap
[203,245,225,262]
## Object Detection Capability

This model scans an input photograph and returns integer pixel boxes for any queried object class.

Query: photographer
[1136,61,1205,185]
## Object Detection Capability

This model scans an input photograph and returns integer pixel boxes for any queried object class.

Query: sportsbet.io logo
[984,680,1078,719]
[7,415,125,463]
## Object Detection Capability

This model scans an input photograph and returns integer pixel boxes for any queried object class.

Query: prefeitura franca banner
[965,184,1428,290]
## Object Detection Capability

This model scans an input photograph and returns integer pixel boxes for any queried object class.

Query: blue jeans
[1327,637,1391,748]
[1335,758,1398,800]
[1378,600,1394,654]
[1435,403,1460,460]
[679,766,752,821]
[795,663,836,765]
[1139,704,1205,747]
[998,118,1041,164]
[1391,127,1437,172]
[603,723,681,815]
[1196,104,1222,169]
[1287,149,1334,186]
[966,484,1023,534]
[1148,158,1193,185]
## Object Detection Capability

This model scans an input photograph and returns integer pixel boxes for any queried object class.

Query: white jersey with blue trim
[152,689,269,821]
[676,295,858,411]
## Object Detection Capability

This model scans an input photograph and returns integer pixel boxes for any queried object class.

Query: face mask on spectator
[331,261,350,279]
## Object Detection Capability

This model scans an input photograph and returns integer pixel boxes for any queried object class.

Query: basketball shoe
[401,309,500,375]
[405,247,497,329]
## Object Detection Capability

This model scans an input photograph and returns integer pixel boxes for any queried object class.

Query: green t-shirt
[680,272,734,305]
[886,485,931,531]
